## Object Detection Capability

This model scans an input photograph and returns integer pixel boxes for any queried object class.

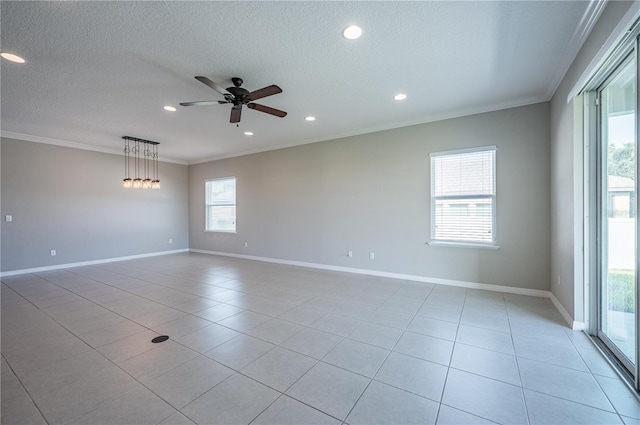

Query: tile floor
[2,252,640,424]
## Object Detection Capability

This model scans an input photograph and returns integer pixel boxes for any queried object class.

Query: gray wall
[550,1,634,321]
[190,103,551,291]
[1,137,189,272]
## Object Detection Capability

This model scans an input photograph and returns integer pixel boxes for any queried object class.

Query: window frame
[205,176,237,233]
[429,146,498,249]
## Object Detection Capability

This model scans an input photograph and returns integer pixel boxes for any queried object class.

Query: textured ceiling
[1,1,599,164]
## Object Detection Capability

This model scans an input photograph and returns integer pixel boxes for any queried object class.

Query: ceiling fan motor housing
[181,75,286,123]
[227,86,251,105]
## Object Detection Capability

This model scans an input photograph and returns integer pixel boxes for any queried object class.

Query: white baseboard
[190,249,551,298]
[549,292,586,330]
[0,249,189,277]
[194,249,589,328]
[3,247,581,329]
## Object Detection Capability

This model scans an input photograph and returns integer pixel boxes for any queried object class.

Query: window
[430,146,496,246]
[205,177,236,232]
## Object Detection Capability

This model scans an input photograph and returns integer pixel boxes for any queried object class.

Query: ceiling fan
[180,76,287,124]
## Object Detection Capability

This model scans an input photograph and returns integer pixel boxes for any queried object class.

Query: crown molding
[3,93,548,167]
[189,94,549,165]
[546,0,608,98]
[568,1,640,101]
[546,0,608,99]
[1,131,188,165]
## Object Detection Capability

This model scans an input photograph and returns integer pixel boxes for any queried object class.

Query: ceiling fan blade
[179,100,225,107]
[247,103,287,118]
[195,76,232,96]
[248,85,282,102]
[230,106,242,123]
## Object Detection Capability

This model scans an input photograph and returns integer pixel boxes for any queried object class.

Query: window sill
[427,241,500,250]
[204,230,237,234]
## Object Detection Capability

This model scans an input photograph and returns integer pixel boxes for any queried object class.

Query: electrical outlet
[5,215,12,222]
[244,242,248,248]
[169,238,173,244]
[50,250,56,256]
[369,252,375,260]
[348,250,353,257]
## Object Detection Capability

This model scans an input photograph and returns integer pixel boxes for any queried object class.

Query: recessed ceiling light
[0,52,25,63]
[342,25,362,40]
[244,131,254,136]
[304,116,316,121]
[163,105,177,112]
[394,93,407,101]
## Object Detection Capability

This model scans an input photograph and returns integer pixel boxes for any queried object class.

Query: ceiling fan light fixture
[342,25,362,40]
[305,116,316,121]
[0,52,25,63]
[394,93,407,101]
[163,105,177,112]
[244,131,254,136]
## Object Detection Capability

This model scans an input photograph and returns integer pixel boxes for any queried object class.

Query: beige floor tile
[144,355,234,409]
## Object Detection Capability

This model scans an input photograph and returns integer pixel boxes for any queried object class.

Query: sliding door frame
[585,37,640,389]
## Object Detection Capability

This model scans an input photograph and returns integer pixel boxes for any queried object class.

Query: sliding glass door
[596,52,638,375]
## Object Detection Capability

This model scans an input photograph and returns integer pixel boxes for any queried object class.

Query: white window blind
[205,177,236,232]
[430,146,496,245]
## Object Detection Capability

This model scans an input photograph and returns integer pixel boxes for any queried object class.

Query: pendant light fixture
[122,138,132,188]
[151,143,161,189]
[132,139,143,189]
[122,136,160,189]
[142,143,152,189]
